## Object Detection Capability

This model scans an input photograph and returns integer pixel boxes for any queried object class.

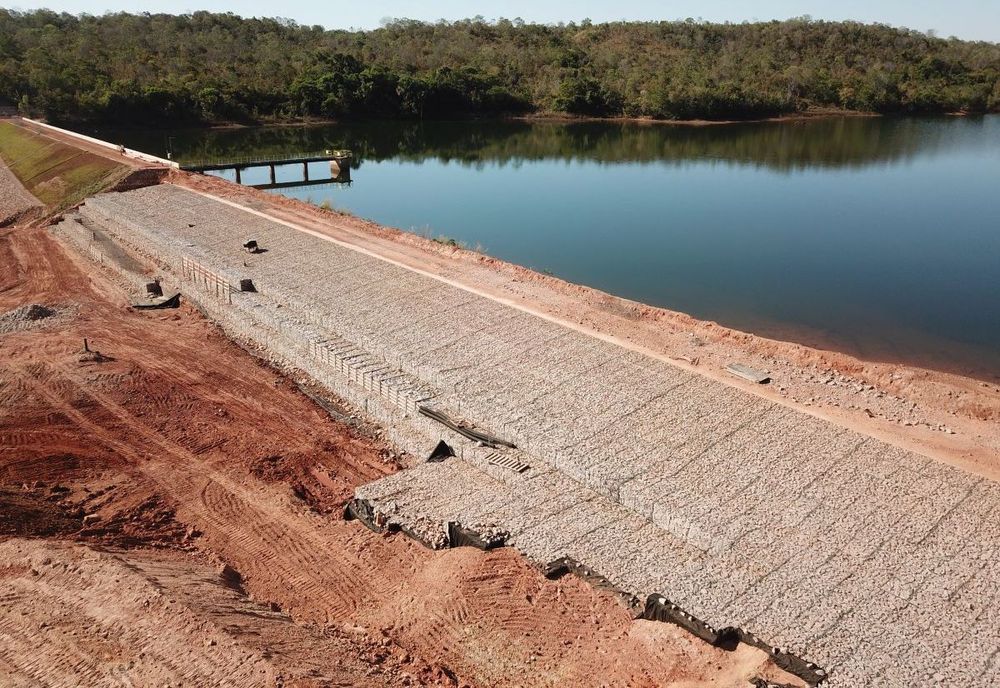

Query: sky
[7,0,1000,42]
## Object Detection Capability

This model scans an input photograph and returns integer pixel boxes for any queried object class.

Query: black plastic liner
[344,498,381,531]
[427,439,455,462]
[544,557,644,617]
[543,556,828,686]
[133,293,180,309]
[642,594,827,685]
[736,626,828,685]
[642,594,727,645]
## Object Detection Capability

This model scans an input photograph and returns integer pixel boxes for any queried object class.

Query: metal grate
[487,452,530,473]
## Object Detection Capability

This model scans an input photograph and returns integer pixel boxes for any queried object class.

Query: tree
[0,11,994,125]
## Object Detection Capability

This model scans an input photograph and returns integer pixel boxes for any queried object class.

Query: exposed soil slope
[0,222,797,687]
[0,539,409,687]
[0,160,41,226]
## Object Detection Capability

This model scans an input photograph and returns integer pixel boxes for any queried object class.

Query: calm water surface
[104,117,1000,378]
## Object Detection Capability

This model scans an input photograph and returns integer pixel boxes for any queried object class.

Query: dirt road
[0,223,797,686]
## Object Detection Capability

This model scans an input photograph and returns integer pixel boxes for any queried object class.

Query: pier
[180,150,352,187]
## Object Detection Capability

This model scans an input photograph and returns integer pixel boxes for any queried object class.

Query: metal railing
[180,150,352,170]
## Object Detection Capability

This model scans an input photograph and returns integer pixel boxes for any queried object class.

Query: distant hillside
[1,10,998,125]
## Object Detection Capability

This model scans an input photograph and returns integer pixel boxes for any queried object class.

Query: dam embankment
[50,179,1000,688]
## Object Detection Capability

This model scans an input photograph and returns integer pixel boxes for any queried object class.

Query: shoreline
[509,106,883,127]
[68,107,898,133]
[68,108,997,134]
[682,308,1000,385]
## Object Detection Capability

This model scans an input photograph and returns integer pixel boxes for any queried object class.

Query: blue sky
[8,0,1000,42]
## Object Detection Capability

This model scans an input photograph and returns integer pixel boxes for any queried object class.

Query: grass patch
[0,121,128,210]
[416,227,485,253]
[430,234,486,253]
[432,234,462,248]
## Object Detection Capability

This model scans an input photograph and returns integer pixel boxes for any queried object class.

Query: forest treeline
[1,10,998,125]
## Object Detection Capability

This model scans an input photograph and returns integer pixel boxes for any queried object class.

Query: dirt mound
[7,303,55,320]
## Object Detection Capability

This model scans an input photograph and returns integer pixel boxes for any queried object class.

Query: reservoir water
[104,116,1000,378]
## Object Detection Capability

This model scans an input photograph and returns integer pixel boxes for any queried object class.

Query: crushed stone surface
[70,183,1000,687]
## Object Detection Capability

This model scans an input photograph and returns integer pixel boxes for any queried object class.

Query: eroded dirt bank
[0,223,798,687]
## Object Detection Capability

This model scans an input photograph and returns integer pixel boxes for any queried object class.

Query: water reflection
[98,116,991,172]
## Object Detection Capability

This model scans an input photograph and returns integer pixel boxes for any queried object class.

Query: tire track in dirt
[2,228,91,305]
[196,478,361,621]
[9,364,640,686]
[0,453,88,484]
[8,335,788,688]
[0,232,23,296]
[12,365,375,623]
[0,543,360,688]
[0,540,401,688]
[0,585,135,686]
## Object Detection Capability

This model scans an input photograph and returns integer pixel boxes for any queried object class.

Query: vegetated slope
[0,120,127,210]
[0,10,997,125]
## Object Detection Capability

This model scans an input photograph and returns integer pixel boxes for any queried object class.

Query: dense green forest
[1,10,998,125]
